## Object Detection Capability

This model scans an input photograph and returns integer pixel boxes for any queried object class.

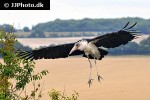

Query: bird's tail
[98,48,108,60]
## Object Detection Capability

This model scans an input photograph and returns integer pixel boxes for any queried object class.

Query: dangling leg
[87,57,93,87]
[94,56,103,83]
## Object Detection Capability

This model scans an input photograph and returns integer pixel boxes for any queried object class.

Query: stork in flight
[18,22,140,87]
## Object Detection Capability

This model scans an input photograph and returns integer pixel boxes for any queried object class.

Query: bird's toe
[87,79,93,87]
[97,75,103,83]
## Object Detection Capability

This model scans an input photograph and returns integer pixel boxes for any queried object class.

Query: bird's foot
[97,75,103,83]
[87,79,93,87]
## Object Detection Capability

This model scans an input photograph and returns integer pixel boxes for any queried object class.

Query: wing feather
[17,43,84,60]
[88,22,140,48]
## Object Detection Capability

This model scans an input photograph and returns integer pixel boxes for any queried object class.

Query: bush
[0,27,48,99]
[48,89,79,100]
[29,30,45,38]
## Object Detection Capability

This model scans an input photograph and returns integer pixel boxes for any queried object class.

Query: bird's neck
[80,41,88,50]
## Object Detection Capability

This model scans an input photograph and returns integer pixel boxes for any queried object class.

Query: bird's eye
[76,43,80,48]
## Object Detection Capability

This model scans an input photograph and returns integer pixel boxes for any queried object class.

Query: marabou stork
[18,22,140,87]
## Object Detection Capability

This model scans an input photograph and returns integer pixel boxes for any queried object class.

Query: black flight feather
[88,22,140,48]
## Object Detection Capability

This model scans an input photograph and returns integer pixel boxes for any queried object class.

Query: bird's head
[69,40,87,55]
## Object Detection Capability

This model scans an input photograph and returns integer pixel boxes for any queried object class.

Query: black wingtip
[122,21,130,29]
[122,22,137,31]
[126,22,137,30]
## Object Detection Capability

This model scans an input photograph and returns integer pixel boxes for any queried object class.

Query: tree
[0,27,48,99]
[140,36,150,46]
[48,89,79,100]
[139,36,150,54]
[0,24,16,32]
[29,30,45,38]
[31,17,150,33]
[23,27,30,32]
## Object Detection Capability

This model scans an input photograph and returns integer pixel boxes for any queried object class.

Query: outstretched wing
[88,22,140,48]
[17,42,84,60]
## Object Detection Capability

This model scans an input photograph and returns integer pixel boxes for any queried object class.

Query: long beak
[69,46,77,55]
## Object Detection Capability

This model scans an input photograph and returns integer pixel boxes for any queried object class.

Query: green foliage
[15,41,32,51]
[0,27,48,99]
[32,17,150,34]
[23,27,30,32]
[14,17,150,38]
[0,41,32,58]
[139,36,150,54]
[140,36,150,46]
[0,24,16,32]
[29,30,45,38]
[48,89,79,100]
[109,36,150,55]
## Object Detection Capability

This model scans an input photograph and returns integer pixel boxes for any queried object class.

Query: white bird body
[83,42,100,59]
